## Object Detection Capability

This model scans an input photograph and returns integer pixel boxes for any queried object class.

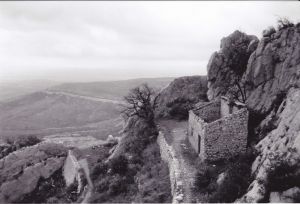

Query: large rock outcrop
[204,23,300,202]
[0,143,67,203]
[236,24,300,202]
[207,30,258,101]
[155,76,208,119]
[238,88,300,202]
[243,24,300,115]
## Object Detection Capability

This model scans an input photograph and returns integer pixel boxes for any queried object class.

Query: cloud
[0,1,300,82]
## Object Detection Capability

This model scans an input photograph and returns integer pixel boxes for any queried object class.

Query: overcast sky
[0,1,300,82]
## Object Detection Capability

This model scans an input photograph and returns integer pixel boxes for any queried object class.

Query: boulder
[262,26,276,37]
[216,172,226,186]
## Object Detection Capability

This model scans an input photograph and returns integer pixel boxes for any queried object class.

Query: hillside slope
[0,91,122,139]
[0,80,60,102]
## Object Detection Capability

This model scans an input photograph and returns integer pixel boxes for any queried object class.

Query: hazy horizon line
[0,74,207,84]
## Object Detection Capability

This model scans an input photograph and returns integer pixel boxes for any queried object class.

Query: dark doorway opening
[198,135,201,154]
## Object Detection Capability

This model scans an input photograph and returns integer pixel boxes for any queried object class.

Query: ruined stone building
[188,96,248,161]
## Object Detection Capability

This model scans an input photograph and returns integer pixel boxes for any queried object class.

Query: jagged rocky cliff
[155,76,208,119]
[239,87,300,202]
[207,30,258,101]
[207,22,300,202]
[243,24,300,115]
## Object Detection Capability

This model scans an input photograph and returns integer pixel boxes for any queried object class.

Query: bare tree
[121,83,157,125]
[227,78,247,103]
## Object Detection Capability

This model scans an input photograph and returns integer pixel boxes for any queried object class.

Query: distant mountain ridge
[49,77,175,100]
[0,80,60,102]
[0,77,174,139]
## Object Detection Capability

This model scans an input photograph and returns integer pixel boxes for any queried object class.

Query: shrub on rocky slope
[90,116,171,203]
[155,76,208,120]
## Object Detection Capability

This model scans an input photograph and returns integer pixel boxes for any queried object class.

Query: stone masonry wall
[203,108,248,161]
[193,100,220,123]
[221,97,245,118]
[188,111,206,155]
[220,97,231,117]
[157,132,183,203]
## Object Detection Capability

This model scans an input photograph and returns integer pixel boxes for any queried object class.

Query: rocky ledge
[0,143,67,203]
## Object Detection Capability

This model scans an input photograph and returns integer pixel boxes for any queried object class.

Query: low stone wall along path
[158,120,199,203]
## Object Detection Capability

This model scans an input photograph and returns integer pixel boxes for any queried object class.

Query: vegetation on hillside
[166,98,196,120]
[90,131,171,202]
[193,151,256,202]
[0,135,41,159]
[19,168,80,203]
[90,142,171,203]
[89,84,171,203]
[155,76,208,120]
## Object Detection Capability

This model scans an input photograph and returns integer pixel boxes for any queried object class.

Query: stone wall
[157,131,183,203]
[203,108,248,161]
[220,97,231,117]
[221,96,246,117]
[193,100,220,123]
[188,111,206,155]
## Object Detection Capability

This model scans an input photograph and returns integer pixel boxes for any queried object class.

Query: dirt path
[159,120,199,203]
[44,90,126,105]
